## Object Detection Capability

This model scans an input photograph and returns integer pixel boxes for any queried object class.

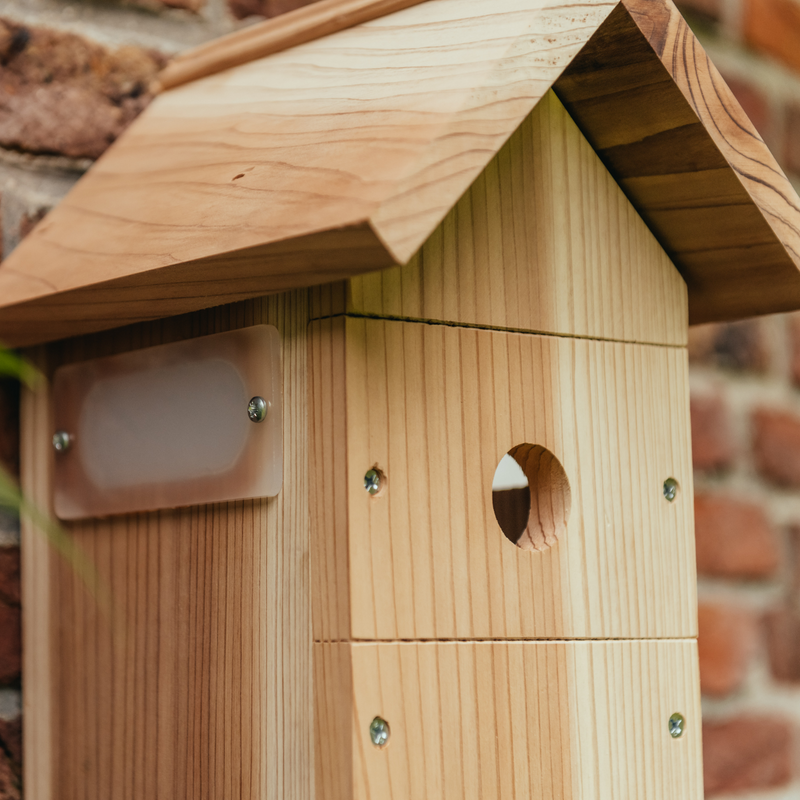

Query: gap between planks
[308,312,688,349]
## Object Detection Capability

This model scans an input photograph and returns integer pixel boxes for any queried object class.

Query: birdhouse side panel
[21,293,313,800]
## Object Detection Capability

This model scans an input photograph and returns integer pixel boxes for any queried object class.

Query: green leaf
[0,466,114,624]
[0,348,42,388]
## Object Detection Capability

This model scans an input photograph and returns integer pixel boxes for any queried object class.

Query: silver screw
[669,712,685,738]
[364,469,382,495]
[247,396,268,423]
[52,431,72,453]
[663,478,679,502]
[369,716,390,748]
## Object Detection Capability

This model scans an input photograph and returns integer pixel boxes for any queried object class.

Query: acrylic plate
[52,325,282,520]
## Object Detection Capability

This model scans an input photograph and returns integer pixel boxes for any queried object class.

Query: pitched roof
[0,0,799,346]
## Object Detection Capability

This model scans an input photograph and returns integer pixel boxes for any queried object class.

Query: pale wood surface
[310,317,696,643]
[20,347,54,800]
[21,294,312,800]
[340,92,687,346]
[0,0,618,346]
[556,0,800,323]
[316,640,703,800]
[2,0,799,341]
[157,0,431,91]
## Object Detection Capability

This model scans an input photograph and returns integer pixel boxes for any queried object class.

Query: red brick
[0,601,20,685]
[0,749,19,800]
[743,0,800,74]
[703,716,793,796]
[786,102,800,180]
[0,718,21,771]
[0,18,166,160]
[689,320,770,372]
[227,0,317,19]
[698,603,757,697]
[690,391,735,472]
[752,407,800,488]
[694,494,779,579]
[765,606,800,682]
[675,0,721,21]
[0,549,19,608]
[722,74,773,146]
[19,208,47,241]
[0,381,18,480]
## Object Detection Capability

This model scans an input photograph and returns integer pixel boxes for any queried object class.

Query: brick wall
[676,1,800,796]
[2,0,800,797]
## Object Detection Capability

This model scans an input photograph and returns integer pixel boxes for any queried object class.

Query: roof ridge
[156,0,431,92]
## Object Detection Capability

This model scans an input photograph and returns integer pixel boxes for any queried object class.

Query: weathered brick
[690,391,735,472]
[703,716,793,796]
[227,0,316,19]
[0,717,21,771]
[787,102,800,180]
[0,381,18,480]
[722,74,773,146]
[675,0,721,21]
[752,407,800,488]
[0,749,19,800]
[18,208,47,242]
[0,601,20,685]
[743,0,800,74]
[765,606,800,682]
[698,603,757,697]
[0,549,19,608]
[0,18,166,160]
[688,320,770,373]
[694,494,779,579]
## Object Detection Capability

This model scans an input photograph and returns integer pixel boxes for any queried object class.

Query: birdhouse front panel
[308,86,700,798]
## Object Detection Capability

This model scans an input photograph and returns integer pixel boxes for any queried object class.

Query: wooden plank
[310,317,696,642]
[555,0,800,323]
[157,0,433,92]
[20,347,55,800]
[0,0,618,347]
[20,294,312,800]
[341,91,687,346]
[315,640,703,800]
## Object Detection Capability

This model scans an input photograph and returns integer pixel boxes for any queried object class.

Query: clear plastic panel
[52,325,282,520]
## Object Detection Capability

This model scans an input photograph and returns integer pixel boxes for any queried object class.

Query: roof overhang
[1,0,799,346]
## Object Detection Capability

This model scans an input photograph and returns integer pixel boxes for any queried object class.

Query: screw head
[669,712,685,738]
[369,716,390,748]
[663,477,679,502]
[364,469,382,496]
[52,431,72,453]
[247,396,268,423]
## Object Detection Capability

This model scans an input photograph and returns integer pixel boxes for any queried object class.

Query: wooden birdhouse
[4,0,800,797]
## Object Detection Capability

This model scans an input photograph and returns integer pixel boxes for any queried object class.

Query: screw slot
[247,396,268,423]
[364,468,384,496]
[369,716,390,748]
[52,431,72,453]
[668,712,685,738]
[663,478,679,502]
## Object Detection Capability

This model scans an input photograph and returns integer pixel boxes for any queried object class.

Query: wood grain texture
[555,0,800,324]
[0,0,617,346]
[20,294,312,800]
[316,640,703,800]
[157,0,432,91]
[310,317,696,643]
[339,91,687,346]
[20,347,55,800]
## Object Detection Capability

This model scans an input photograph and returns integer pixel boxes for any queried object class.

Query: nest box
[5,0,800,797]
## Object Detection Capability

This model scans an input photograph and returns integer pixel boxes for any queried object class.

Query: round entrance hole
[491,444,571,552]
